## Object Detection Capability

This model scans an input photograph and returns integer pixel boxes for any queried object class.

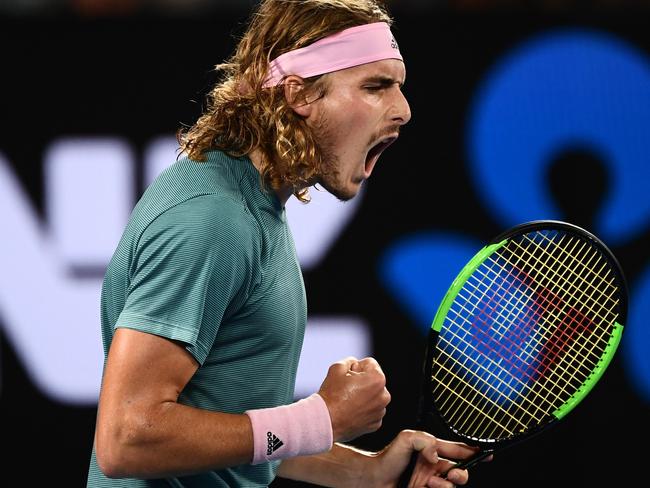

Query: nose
[391,86,411,126]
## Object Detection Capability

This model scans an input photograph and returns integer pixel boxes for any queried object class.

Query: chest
[215,220,307,358]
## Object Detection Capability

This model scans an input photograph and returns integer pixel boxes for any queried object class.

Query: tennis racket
[399,220,627,485]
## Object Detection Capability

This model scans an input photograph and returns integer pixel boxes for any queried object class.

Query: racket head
[417,220,627,452]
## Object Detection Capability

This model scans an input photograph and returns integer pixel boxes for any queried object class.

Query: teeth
[375,139,391,149]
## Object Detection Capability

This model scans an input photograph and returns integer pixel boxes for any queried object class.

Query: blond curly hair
[177,0,392,202]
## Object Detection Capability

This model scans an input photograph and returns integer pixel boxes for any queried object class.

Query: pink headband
[263,22,403,88]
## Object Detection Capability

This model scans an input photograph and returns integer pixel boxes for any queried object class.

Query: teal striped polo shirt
[87,150,307,487]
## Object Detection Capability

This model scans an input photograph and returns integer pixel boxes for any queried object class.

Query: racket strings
[431,358,524,433]
[496,234,616,417]
[436,263,556,437]
[507,234,617,363]
[436,292,576,436]
[440,282,550,418]
[433,334,536,434]
[508,232,619,328]
[432,229,622,442]
[503,234,619,399]
[440,231,616,436]
[439,239,580,433]
[476,231,618,426]
[499,236,613,373]
[433,278,546,438]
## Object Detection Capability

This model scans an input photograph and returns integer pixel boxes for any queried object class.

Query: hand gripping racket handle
[398,448,494,486]
[441,449,494,477]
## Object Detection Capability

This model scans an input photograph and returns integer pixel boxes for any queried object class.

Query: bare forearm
[96,401,253,479]
[276,443,376,488]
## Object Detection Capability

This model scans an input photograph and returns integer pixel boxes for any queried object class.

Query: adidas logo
[266,431,284,455]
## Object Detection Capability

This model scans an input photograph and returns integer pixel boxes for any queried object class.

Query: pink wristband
[245,393,333,464]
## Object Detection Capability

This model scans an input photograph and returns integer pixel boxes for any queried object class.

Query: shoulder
[125,150,265,259]
[145,194,260,250]
[148,151,245,198]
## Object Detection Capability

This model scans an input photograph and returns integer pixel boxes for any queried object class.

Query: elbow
[95,429,132,478]
[95,416,146,478]
[96,453,124,479]
[95,440,128,479]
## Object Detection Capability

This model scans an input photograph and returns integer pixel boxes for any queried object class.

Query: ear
[283,75,313,118]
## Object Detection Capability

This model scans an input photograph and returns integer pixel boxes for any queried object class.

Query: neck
[248,148,298,207]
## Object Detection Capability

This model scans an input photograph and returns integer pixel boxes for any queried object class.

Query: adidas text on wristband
[244,393,333,464]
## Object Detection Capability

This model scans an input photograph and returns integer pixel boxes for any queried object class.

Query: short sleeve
[116,194,258,365]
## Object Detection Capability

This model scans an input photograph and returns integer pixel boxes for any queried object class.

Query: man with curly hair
[87,1,479,487]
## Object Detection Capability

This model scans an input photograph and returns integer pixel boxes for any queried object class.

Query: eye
[364,85,383,92]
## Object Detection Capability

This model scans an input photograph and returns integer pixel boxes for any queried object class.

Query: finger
[426,477,456,488]
[383,387,392,406]
[401,431,439,488]
[408,453,440,488]
[444,467,469,486]
[381,429,437,487]
[422,462,469,488]
[354,357,383,373]
[409,431,438,465]
[392,430,437,459]
[434,439,481,460]
[349,362,362,373]
[337,356,359,366]
[330,356,359,373]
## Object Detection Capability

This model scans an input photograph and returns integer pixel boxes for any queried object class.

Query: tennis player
[86,1,478,486]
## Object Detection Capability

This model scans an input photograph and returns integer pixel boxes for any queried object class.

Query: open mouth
[364,136,398,178]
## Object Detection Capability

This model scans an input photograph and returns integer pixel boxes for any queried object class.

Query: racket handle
[400,448,492,485]
[441,449,493,477]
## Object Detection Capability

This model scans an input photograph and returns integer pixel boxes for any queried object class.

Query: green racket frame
[415,220,628,473]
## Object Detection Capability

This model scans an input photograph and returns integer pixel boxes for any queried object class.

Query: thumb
[348,360,365,373]
[330,356,359,374]
[408,431,438,465]
[385,430,438,465]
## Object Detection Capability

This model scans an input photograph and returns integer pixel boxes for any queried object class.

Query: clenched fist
[317,357,391,442]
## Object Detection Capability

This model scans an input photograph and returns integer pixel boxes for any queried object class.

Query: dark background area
[1,2,649,487]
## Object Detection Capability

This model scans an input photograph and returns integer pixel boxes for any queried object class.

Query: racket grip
[442,449,493,477]
[397,450,419,488]
[401,448,492,485]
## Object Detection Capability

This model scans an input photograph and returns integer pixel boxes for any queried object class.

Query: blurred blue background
[1,1,649,487]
